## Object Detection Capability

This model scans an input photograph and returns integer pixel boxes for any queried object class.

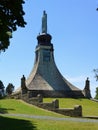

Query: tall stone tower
[25,11,84,98]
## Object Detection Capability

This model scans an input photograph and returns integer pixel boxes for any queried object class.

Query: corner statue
[83,77,91,98]
[42,10,47,34]
[21,75,27,94]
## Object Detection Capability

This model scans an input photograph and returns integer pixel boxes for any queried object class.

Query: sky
[0,0,98,97]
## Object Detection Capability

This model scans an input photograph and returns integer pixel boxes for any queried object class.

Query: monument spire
[37,11,52,46]
[42,10,47,34]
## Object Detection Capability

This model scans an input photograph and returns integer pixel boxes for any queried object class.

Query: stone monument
[24,11,85,98]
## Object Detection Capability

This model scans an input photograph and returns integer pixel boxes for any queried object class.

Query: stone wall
[91,98,98,102]
[27,90,84,98]
[53,105,82,117]
[19,93,82,117]
[37,99,59,110]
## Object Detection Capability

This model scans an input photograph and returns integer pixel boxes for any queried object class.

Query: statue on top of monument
[83,77,91,98]
[42,10,47,34]
[21,75,26,89]
[84,77,90,91]
[21,75,28,94]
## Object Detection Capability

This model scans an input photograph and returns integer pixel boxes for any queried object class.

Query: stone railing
[53,105,82,117]
[16,93,82,117]
[90,98,98,102]
[37,99,59,110]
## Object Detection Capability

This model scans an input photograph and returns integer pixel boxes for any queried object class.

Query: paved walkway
[1,113,98,123]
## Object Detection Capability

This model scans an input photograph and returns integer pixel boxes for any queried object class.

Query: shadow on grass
[0,108,15,114]
[0,116,37,130]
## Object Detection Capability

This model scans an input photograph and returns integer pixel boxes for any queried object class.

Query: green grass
[1,98,98,117]
[32,118,98,130]
[0,99,64,117]
[1,116,98,130]
[0,116,36,130]
[1,98,98,130]
[43,98,98,116]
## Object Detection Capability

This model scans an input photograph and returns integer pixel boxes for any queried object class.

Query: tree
[0,0,26,52]
[93,69,98,99]
[0,80,5,97]
[6,83,14,95]
[94,87,98,99]
[93,69,98,81]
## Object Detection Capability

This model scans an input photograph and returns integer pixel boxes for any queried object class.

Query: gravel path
[1,113,98,123]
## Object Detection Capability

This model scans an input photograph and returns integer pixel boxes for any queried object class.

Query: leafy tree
[94,87,98,99]
[0,0,26,52]
[0,80,5,97]
[93,69,98,99]
[93,69,98,81]
[6,83,14,95]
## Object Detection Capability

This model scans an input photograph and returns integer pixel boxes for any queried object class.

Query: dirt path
[1,113,98,123]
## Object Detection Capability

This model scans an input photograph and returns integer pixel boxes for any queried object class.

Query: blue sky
[0,0,98,97]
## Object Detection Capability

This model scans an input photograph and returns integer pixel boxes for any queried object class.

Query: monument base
[28,90,84,98]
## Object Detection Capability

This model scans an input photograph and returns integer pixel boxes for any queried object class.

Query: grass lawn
[43,98,98,116]
[0,99,64,117]
[32,118,98,130]
[0,116,36,130]
[1,115,98,130]
[0,98,98,130]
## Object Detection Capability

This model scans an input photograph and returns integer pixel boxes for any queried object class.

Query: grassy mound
[0,98,98,130]
[0,99,64,117]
